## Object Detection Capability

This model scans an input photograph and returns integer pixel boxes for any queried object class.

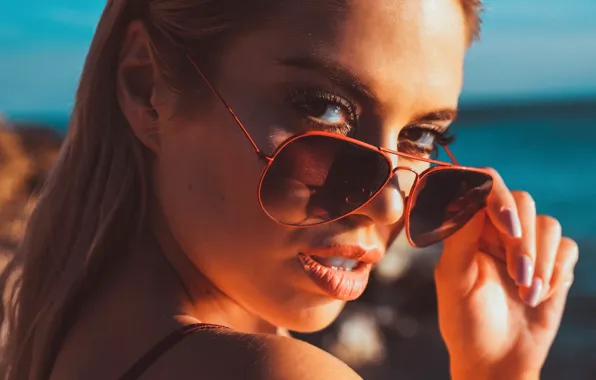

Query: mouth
[297,245,383,301]
[308,255,365,271]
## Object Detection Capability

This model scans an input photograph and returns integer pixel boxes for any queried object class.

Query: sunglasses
[186,56,494,248]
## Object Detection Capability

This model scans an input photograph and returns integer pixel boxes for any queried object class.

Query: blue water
[451,109,596,241]
[450,104,596,295]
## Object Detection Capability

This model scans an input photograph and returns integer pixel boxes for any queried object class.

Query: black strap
[118,323,229,380]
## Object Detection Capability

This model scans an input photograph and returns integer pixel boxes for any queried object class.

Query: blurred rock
[0,118,62,254]
[325,307,386,368]
[13,124,62,193]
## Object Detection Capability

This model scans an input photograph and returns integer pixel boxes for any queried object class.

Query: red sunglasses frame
[186,55,494,247]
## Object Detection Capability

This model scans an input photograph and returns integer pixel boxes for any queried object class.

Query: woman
[0,0,579,379]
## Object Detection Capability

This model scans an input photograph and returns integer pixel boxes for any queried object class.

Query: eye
[290,89,358,135]
[303,101,345,124]
[401,127,439,147]
[399,125,454,157]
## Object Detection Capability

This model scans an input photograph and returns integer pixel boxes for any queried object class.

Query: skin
[49,0,578,379]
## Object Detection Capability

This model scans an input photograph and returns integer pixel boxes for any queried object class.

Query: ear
[117,20,161,152]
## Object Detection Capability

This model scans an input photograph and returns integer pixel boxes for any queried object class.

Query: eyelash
[288,88,358,136]
[399,124,455,158]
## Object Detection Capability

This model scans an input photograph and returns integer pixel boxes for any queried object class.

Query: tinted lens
[408,168,493,247]
[259,134,391,226]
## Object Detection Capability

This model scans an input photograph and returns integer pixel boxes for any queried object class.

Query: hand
[434,168,579,380]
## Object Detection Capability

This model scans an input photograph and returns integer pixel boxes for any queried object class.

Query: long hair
[0,1,482,379]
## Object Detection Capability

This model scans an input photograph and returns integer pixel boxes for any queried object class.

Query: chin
[277,297,347,333]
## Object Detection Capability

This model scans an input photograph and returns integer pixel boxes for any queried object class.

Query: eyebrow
[275,55,377,102]
[276,55,458,124]
[411,109,458,124]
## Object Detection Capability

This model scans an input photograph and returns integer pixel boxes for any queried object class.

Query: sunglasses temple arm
[185,54,264,157]
[443,145,459,166]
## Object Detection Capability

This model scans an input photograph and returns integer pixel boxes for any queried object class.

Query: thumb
[436,209,487,280]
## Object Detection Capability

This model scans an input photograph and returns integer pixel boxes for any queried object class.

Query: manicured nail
[524,277,544,307]
[516,254,533,287]
[500,207,522,238]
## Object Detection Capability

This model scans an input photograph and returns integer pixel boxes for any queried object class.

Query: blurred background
[1,0,595,379]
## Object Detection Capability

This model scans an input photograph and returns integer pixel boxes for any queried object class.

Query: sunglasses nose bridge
[390,166,419,200]
[391,165,417,178]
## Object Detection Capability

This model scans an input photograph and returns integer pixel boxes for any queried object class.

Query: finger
[532,237,578,327]
[438,210,487,286]
[518,215,561,307]
[503,191,536,289]
[532,215,562,293]
[483,168,522,239]
[546,237,579,299]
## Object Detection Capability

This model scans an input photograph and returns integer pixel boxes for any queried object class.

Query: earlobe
[117,20,160,152]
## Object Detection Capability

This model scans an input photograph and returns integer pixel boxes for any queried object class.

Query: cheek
[153,128,261,245]
[151,121,293,263]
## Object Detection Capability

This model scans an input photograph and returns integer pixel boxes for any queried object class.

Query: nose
[350,128,406,226]
[355,175,405,226]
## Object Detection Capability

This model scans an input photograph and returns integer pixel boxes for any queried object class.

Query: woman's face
[152,0,467,332]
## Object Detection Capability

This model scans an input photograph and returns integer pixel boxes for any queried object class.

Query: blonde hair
[0,1,482,379]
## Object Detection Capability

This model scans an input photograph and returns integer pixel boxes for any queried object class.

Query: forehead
[266,0,467,112]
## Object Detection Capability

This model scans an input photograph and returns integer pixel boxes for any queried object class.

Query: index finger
[484,168,537,287]
[484,168,522,239]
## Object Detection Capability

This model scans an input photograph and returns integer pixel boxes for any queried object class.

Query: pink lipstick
[298,245,382,301]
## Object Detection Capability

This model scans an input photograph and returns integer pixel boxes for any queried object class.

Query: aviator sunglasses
[187,56,494,248]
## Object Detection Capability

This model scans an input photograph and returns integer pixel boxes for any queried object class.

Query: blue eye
[399,125,453,157]
[400,127,438,147]
[414,131,436,146]
[308,103,346,124]
[291,89,358,135]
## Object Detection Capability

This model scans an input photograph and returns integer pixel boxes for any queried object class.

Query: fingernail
[524,277,544,307]
[515,254,533,287]
[500,207,522,238]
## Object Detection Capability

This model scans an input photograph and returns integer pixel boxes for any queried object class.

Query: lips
[298,245,383,301]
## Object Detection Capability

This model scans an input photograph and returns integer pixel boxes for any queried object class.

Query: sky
[0,0,595,115]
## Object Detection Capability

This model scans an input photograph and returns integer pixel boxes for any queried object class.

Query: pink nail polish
[500,207,522,238]
[524,277,544,307]
[515,255,533,287]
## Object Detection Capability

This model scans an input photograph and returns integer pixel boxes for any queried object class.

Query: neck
[145,209,279,335]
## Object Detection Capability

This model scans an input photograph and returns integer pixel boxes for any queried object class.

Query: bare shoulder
[144,327,362,380]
